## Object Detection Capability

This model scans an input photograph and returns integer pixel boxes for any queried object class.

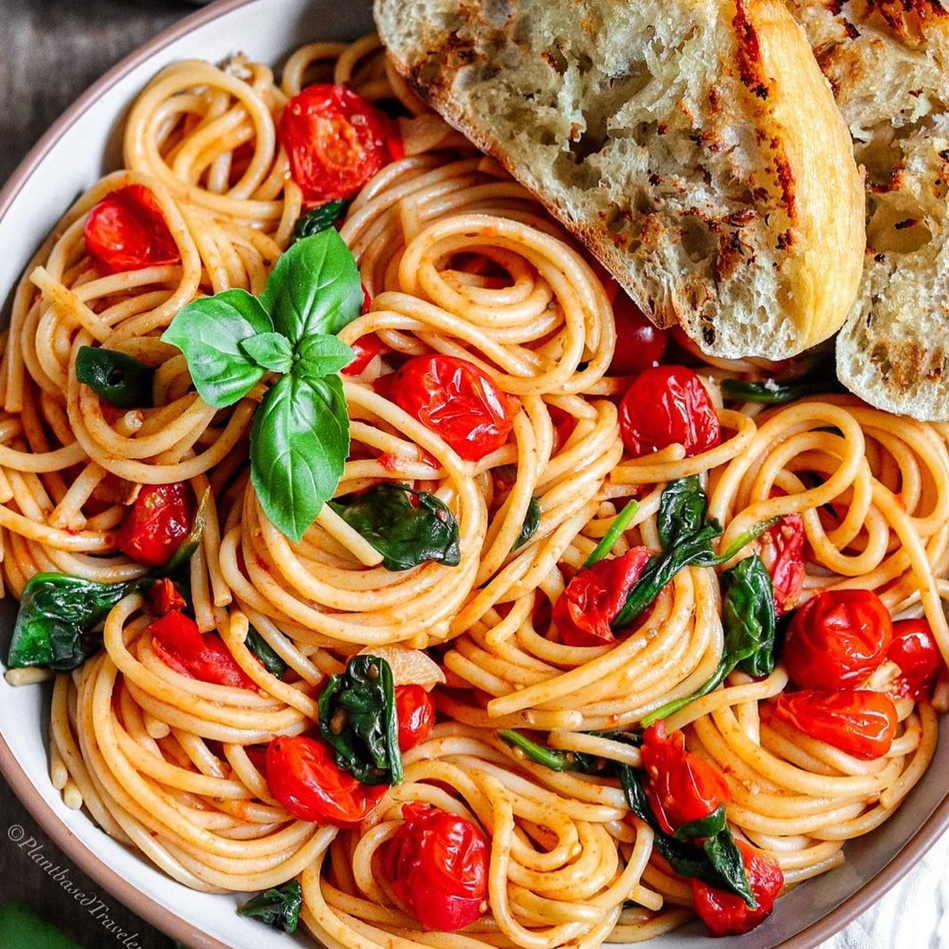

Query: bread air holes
[867,200,933,254]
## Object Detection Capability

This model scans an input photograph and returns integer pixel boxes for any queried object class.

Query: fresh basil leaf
[0,901,86,949]
[329,482,460,571]
[161,288,273,408]
[703,826,757,908]
[250,372,349,543]
[164,488,209,575]
[318,655,402,785]
[240,332,293,374]
[6,573,151,673]
[261,229,363,343]
[237,880,303,933]
[658,477,708,550]
[295,334,355,379]
[724,554,777,678]
[75,346,154,408]
[499,729,604,773]
[674,803,727,840]
[244,627,288,679]
[583,498,640,568]
[512,497,541,551]
[291,200,349,244]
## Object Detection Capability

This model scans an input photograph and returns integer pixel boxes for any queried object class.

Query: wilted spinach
[512,497,541,551]
[245,627,288,679]
[237,880,303,933]
[657,475,708,549]
[291,200,348,243]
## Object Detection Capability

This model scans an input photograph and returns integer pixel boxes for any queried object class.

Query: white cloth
[819,831,949,949]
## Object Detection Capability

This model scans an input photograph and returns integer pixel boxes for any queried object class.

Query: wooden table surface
[0,3,946,949]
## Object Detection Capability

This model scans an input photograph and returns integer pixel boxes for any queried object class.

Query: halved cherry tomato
[783,589,893,691]
[771,689,898,760]
[148,578,186,616]
[343,334,389,376]
[391,355,519,461]
[691,840,783,936]
[610,294,668,375]
[149,611,256,690]
[117,483,194,568]
[552,547,653,647]
[759,513,805,616]
[266,735,386,827]
[641,721,730,836]
[395,684,435,751]
[618,366,720,458]
[888,619,946,700]
[279,85,402,204]
[84,185,179,275]
[382,802,489,931]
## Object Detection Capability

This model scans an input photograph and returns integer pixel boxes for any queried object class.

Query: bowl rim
[0,1,947,947]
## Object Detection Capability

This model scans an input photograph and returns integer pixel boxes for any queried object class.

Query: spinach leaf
[291,200,348,243]
[674,803,727,840]
[318,655,402,785]
[329,482,460,571]
[75,346,154,408]
[295,334,355,379]
[165,488,209,575]
[583,498,639,568]
[245,627,288,679]
[261,227,363,342]
[703,827,757,907]
[499,729,603,773]
[251,373,349,543]
[161,288,272,408]
[6,573,152,673]
[237,880,303,933]
[0,901,87,949]
[658,476,708,550]
[512,497,541,551]
[240,332,294,374]
[721,353,841,405]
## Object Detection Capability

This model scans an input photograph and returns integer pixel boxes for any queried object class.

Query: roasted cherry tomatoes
[783,589,893,691]
[759,513,805,615]
[610,293,668,375]
[395,684,435,751]
[343,334,388,376]
[771,689,898,760]
[888,619,946,700]
[279,85,402,204]
[117,483,194,568]
[391,355,519,461]
[641,722,730,836]
[149,611,255,690]
[266,735,386,827]
[618,366,720,459]
[84,184,179,275]
[691,840,784,937]
[552,547,653,647]
[382,803,489,931]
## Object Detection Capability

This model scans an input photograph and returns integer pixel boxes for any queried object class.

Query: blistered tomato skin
[691,840,784,937]
[771,689,898,760]
[117,483,194,568]
[395,684,435,751]
[618,366,721,458]
[759,513,806,615]
[783,589,893,691]
[640,722,730,836]
[888,619,946,699]
[610,294,668,374]
[266,736,386,827]
[84,185,180,275]
[279,85,402,203]
[392,355,519,461]
[382,803,489,931]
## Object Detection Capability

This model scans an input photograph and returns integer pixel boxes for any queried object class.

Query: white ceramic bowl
[0,2,947,947]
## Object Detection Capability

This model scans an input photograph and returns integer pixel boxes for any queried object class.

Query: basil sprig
[75,346,154,408]
[238,880,303,933]
[329,482,461,571]
[318,655,403,785]
[162,229,361,542]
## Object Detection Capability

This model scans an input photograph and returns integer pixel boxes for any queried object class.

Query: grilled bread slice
[375,0,866,360]
[788,0,949,420]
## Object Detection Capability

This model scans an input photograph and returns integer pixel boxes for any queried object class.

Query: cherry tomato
[343,335,389,376]
[610,293,668,375]
[266,735,386,827]
[888,619,946,700]
[641,721,730,836]
[382,802,489,931]
[392,355,519,461]
[759,513,805,616]
[149,611,256,690]
[148,578,186,616]
[279,85,402,204]
[84,185,179,275]
[783,589,893,691]
[618,366,720,458]
[691,840,783,936]
[395,684,435,751]
[548,404,578,453]
[552,547,653,647]
[771,689,898,759]
[117,483,194,568]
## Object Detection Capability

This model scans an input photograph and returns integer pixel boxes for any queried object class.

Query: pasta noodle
[1,34,946,947]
